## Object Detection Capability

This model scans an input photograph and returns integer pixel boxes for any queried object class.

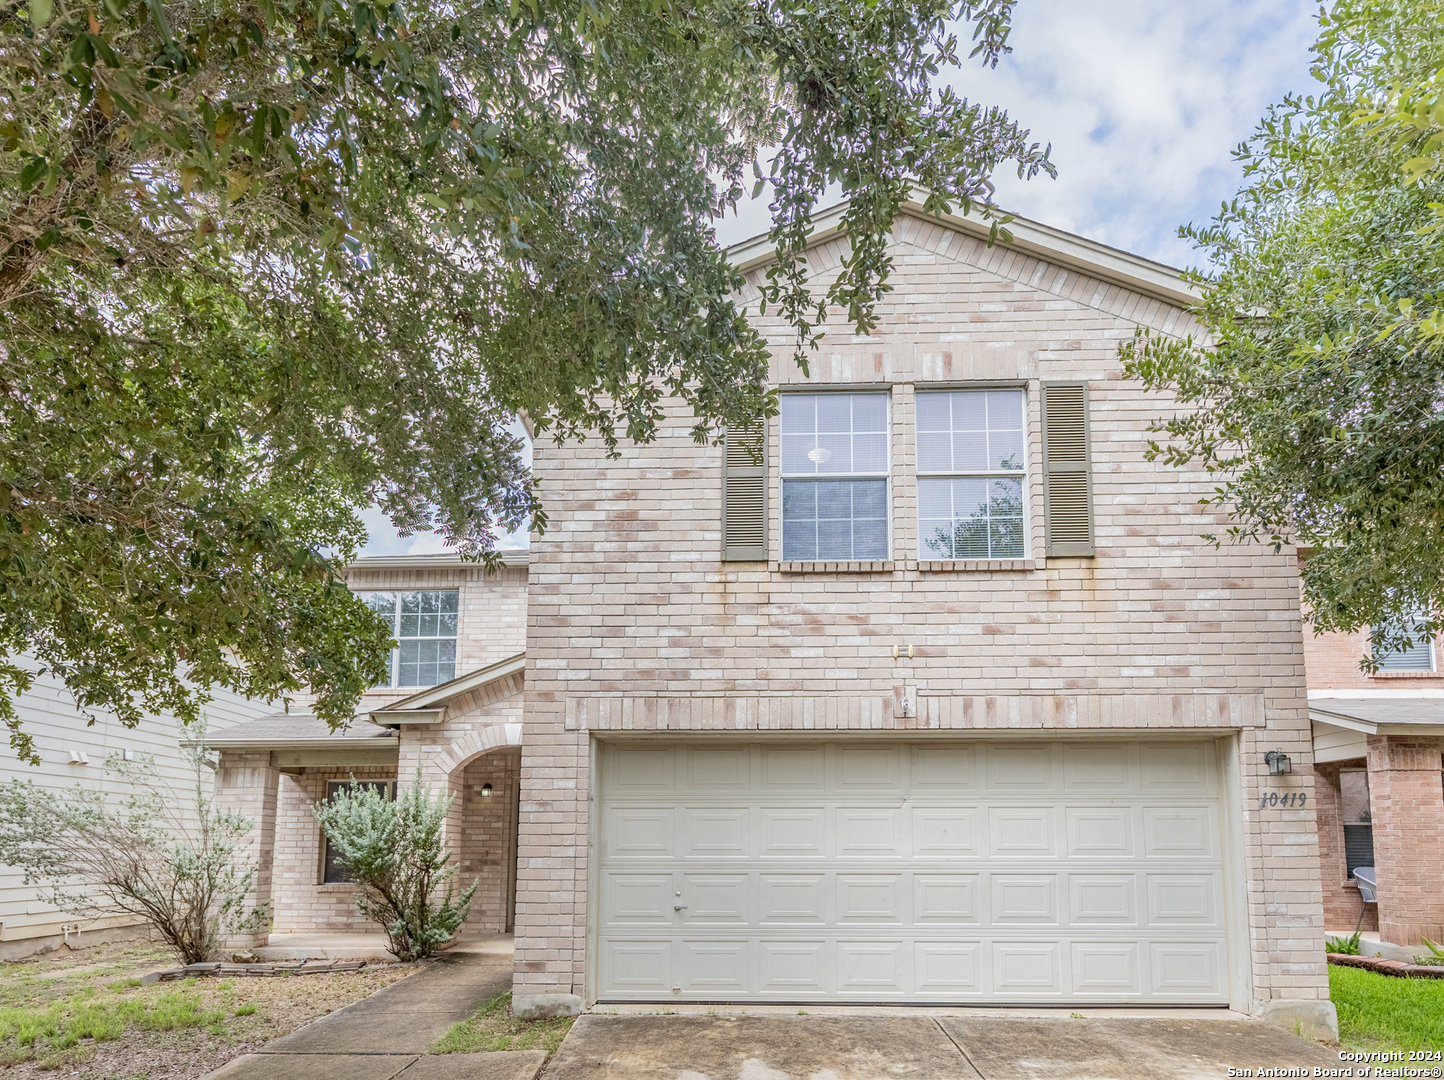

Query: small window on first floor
[1339,769,1373,879]
[321,780,395,884]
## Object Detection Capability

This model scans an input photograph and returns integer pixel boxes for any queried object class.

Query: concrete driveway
[546,1013,1342,1080]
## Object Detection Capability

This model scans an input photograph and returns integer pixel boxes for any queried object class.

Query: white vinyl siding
[916,389,1026,559]
[780,393,889,561]
[597,739,1229,1004]
[359,590,460,688]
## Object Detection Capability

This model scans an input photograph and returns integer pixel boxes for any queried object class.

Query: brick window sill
[315,883,357,892]
[918,558,1042,573]
[1370,671,1442,679]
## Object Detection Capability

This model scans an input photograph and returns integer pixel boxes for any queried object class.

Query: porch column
[1366,734,1444,945]
[214,750,280,951]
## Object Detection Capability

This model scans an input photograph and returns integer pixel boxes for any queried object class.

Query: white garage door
[596,739,1230,1004]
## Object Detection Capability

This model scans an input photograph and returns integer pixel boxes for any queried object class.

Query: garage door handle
[673,904,688,911]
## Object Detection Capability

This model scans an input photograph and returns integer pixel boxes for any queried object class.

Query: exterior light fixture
[1264,750,1292,776]
[481,783,494,797]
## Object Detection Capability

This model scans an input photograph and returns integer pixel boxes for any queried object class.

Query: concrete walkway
[546,1012,1343,1080]
[208,935,544,1080]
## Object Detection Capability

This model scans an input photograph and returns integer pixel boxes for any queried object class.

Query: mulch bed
[1327,952,1444,979]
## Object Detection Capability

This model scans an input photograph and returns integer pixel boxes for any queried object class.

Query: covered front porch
[205,654,527,955]
[1311,694,1444,949]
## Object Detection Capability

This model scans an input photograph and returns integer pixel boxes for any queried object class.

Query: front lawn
[0,940,413,1076]
[1331,964,1444,1052]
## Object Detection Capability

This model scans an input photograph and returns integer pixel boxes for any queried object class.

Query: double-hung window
[780,393,889,561]
[358,590,459,687]
[1374,615,1435,672]
[916,388,1026,559]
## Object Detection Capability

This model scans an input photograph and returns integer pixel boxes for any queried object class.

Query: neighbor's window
[780,393,889,561]
[916,388,1026,559]
[321,780,394,884]
[358,590,459,687]
[1340,769,1374,879]
[1374,616,1435,673]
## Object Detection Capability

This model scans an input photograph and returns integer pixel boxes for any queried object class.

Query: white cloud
[717,0,1319,269]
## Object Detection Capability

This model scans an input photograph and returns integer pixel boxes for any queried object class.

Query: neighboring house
[1304,616,1444,948]
[209,552,528,942]
[210,201,1337,1037]
[0,665,271,960]
[508,200,1334,1036]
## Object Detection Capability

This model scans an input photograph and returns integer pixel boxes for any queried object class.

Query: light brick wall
[213,751,279,950]
[1311,764,1376,932]
[1303,624,1444,690]
[1367,735,1444,945]
[516,217,1329,1009]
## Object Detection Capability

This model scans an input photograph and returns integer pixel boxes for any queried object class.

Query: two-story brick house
[509,201,1335,1036]
[207,201,1336,1036]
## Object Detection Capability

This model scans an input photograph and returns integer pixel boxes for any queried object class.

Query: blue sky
[361,0,1320,556]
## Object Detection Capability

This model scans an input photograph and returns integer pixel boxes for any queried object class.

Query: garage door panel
[838,941,906,995]
[1068,875,1138,924]
[991,875,1058,924]
[836,875,904,924]
[992,941,1063,994]
[987,745,1054,790]
[989,807,1057,856]
[837,807,903,857]
[1143,806,1216,856]
[911,745,978,790]
[760,808,825,856]
[914,875,980,923]
[912,807,979,854]
[1065,807,1136,857]
[681,808,749,858]
[760,875,827,924]
[597,739,1229,1004]
[1071,942,1142,995]
[915,941,982,993]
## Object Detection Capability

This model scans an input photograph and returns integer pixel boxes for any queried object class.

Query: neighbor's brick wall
[1367,735,1444,945]
[515,216,1328,1009]
[1312,764,1377,932]
[1302,624,1444,690]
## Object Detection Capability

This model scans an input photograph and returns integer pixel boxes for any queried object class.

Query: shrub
[1327,931,1363,955]
[0,727,266,964]
[315,769,476,961]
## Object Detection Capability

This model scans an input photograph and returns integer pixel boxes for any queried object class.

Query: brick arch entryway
[441,725,523,936]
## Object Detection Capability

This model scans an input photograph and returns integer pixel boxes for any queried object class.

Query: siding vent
[1041,382,1095,557]
[722,421,768,561]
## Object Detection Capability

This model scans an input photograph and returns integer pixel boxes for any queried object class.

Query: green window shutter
[1041,382,1095,557]
[722,421,768,561]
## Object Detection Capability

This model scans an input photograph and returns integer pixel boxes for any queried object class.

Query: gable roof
[367,650,525,725]
[725,194,1200,311]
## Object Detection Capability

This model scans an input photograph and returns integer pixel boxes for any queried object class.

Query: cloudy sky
[362,0,1320,556]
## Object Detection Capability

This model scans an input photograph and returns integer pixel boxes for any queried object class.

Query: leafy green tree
[0,0,1050,760]
[314,771,475,961]
[0,735,267,964]
[1123,0,1444,662]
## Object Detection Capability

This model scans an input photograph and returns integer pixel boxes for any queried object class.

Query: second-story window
[780,392,889,561]
[359,590,459,687]
[1374,615,1435,673]
[917,388,1026,559]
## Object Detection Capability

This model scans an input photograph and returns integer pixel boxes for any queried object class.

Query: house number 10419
[1259,792,1307,809]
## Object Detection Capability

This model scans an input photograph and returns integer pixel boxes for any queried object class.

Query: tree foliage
[314,771,474,961]
[1122,0,1444,662]
[0,736,266,963]
[0,0,1050,759]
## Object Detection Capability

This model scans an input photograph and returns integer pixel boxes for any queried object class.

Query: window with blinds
[1041,382,1095,557]
[1374,616,1435,672]
[722,421,768,561]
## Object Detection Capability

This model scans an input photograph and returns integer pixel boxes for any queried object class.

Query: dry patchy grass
[432,991,573,1058]
[0,940,414,1078]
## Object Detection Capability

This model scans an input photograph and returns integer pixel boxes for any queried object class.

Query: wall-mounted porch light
[481,783,494,797]
[1264,750,1292,776]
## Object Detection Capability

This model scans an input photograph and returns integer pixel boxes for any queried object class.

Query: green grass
[1331,965,1444,1051]
[431,992,574,1057]
[0,989,229,1065]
